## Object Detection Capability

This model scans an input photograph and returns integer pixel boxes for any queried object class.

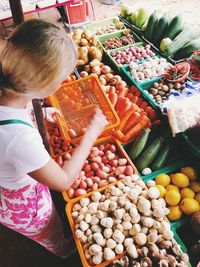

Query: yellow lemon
[171,173,189,188]
[180,188,195,199]
[195,192,200,204]
[155,174,171,187]
[166,184,179,192]
[155,185,167,198]
[189,181,200,193]
[180,198,200,215]
[165,190,181,206]
[167,206,183,221]
[181,167,198,181]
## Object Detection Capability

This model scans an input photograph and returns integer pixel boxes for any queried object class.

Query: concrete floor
[0,1,199,266]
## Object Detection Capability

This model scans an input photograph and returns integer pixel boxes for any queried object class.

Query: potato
[83,30,92,41]
[80,38,88,46]
[88,47,103,61]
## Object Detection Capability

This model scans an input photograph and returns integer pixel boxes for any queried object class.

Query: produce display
[71,174,189,266]
[128,57,171,83]
[188,50,200,81]
[147,80,186,105]
[65,142,135,199]
[110,44,155,66]
[42,17,200,267]
[72,29,103,66]
[102,33,136,50]
[151,167,200,221]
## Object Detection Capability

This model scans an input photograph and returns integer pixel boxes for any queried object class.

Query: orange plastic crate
[66,180,126,267]
[62,136,137,202]
[48,76,120,144]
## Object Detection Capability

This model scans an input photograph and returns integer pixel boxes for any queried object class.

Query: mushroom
[129,224,141,236]
[147,232,158,243]
[89,244,102,255]
[104,228,113,239]
[88,202,98,214]
[101,217,113,228]
[128,188,139,201]
[147,243,160,258]
[90,215,99,226]
[153,208,165,218]
[123,221,132,230]
[137,197,151,214]
[166,255,178,267]
[114,208,125,220]
[131,214,141,224]
[113,229,125,243]
[159,240,172,249]
[140,257,152,267]
[106,238,117,249]
[127,244,138,259]
[73,203,82,211]
[85,213,92,224]
[91,225,102,233]
[123,213,131,222]
[113,256,129,267]
[86,229,92,236]
[115,243,124,255]
[104,247,115,261]
[75,229,84,238]
[93,233,105,246]
[158,259,169,267]
[134,233,147,246]
[109,201,118,211]
[148,187,160,199]
[142,217,154,228]
[80,198,90,207]
[137,247,149,257]
[99,199,111,211]
[92,252,103,265]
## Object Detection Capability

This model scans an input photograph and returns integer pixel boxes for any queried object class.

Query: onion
[105,73,114,82]
[92,66,101,76]
[101,65,111,74]
[116,81,127,90]
[99,77,107,86]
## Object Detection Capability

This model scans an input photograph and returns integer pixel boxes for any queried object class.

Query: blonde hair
[0,19,77,95]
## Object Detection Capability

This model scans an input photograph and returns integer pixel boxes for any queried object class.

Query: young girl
[0,19,108,258]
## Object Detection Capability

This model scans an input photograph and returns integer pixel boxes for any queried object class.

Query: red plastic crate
[66,0,87,24]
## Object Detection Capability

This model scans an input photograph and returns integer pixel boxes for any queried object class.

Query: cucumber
[145,10,157,41]
[164,14,183,40]
[174,39,200,60]
[154,13,171,47]
[129,128,151,161]
[136,8,149,29]
[136,136,165,171]
[152,15,161,44]
[166,27,200,57]
[151,142,172,171]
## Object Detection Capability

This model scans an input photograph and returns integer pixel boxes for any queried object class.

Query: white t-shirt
[0,105,50,190]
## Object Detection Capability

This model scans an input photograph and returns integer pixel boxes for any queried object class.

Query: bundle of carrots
[108,85,161,143]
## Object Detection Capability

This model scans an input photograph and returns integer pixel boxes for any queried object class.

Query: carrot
[118,107,137,131]
[136,97,143,106]
[115,97,130,114]
[140,101,148,110]
[134,90,141,97]
[144,106,153,114]
[119,101,132,118]
[129,86,137,93]
[122,115,150,143]
[109,86,116,94]
[149,110,157,121]
[126,93,133,100]
[122,111,141,134]
[115,130,125,141]
[109,92,118,107]
[130,95,138,104]
[118,87,129,97]
[152,119,161,126]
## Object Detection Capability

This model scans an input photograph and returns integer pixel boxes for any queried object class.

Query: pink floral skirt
[0,182,68,257]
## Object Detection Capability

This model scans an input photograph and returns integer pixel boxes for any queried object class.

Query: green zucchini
[129,128,151,161]
[151,142,172,171]
[152,15,161,44]
[154,13,171,47]
[136,8,149,29]
[164,14,183,40]
[136,136,165,171]
[145,10,157,41]
[166,27,200,57]
[174,39,200,60]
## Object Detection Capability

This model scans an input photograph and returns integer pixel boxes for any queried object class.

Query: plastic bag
[165,93,200,136]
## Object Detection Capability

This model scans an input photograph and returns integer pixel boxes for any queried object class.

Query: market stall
[4,1,200,267]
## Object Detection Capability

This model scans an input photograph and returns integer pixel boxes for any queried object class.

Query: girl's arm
[29,109,108,191]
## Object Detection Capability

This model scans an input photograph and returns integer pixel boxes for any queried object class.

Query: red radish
[85,171,94,178]
[92,156,102,163]
[107,152,115,160]
[96,170,108,179]
[99,180,108,188]
[72,179,81,189]
[92,183,98,191]
[79,180,87,190]
[125,165,134,176]
[115,166,126,176]
[84,164,92,172]
[98,151,104,157]
[102,166,110,173]
[98,144,104,151]
[118,158,128,166]
[109,144,116,153]
[91,162,99,172]
[87,188,92,193]
[110,167,116,173]
[91,177,101,183]
[108,177,117,183]
[103,144,110,152]
[85,178,93,187]
[102,157,108,164]
[67,188,74,198]
[74,189,87,197]
[110,159,118,167]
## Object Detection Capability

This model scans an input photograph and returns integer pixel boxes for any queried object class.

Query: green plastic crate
[107,42,146,71]
[98,30,141,53]
[84,17,125,36]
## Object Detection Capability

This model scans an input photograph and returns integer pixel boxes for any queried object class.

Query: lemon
[195,192,200,204]
[189,181,200,193]
[180,198,200,215]
[155,185,167,198]
[155,174,171,187]
[180,188,195,199]
[166,184,179,192]
[167,206,183,221]
[171,173,189,188]
[165,190,181,206]
[181,167,198,181]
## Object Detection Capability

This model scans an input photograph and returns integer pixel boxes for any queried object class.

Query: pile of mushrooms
[72,175,189,266]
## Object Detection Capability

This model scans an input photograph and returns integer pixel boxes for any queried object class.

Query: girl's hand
[43,107,61,123]
[86,109,109,139]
